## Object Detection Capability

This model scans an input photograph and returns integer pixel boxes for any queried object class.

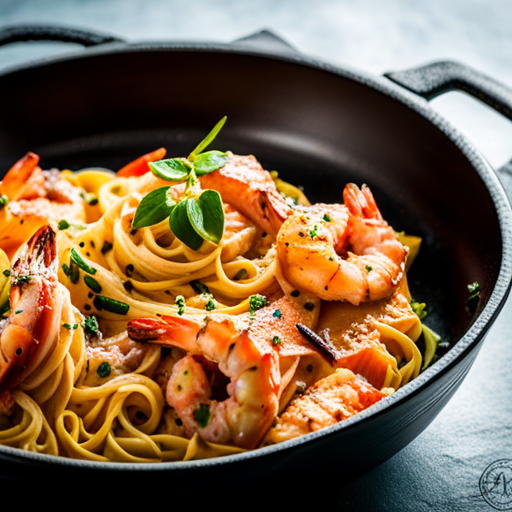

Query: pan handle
[385,61,512,123]
[231,29,301,56]
[386,61,512,201]
[0,24,124,48]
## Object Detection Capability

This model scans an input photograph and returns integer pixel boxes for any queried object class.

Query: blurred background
[1,1,512,510]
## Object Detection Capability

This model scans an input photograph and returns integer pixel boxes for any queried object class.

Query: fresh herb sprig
[131,117,229,251]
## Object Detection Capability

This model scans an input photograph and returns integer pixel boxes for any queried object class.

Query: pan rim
[0,40,511,472]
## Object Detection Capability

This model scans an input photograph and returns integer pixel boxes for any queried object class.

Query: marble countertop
[1,1,512,509]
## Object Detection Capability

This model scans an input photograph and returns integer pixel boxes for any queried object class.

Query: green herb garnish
[193,403,211,428]
[176,295,186,316]
[273,309,282,319]
[70,248,97,275]
[0,195,8,210]
[272,336,282,345]
[191,281,210,295]
[323,214,331,222]
[132,186,177,229]
[84,275,102,294]
[2,269,10,278]
[83,315,99,334]
[132,117,228,250]
[411,299,427,321]
[309,225,319,238]
[63,323,72,330]
[93,295,130,315]
[81,192,99,205]
[365,265,373,273]
[58,219,70,230]
[233,268,248,281]
[62,261,80,285]
[205,296,216,311]
[97,361,111,378]
[13,274,31,286]
[249,294,269,317]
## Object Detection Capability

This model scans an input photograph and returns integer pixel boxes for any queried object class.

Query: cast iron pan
[0,25,511,491]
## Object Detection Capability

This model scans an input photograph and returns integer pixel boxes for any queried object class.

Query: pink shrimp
[0,226,68,395]
[276,183,408,305]
[199,152,293,238]
[126,293,326,449]
[0,153,85,259]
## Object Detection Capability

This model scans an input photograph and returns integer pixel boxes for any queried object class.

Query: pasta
[0,126,434,463]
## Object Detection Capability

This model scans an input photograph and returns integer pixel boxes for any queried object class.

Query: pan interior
[0,48,503,360]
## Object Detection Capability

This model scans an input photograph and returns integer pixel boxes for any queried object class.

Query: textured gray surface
[1,1,512,509]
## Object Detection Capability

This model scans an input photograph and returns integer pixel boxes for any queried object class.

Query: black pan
[0,25,511,491]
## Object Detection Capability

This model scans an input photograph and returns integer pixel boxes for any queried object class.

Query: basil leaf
[185,192,224,246]
[194,151,229,176]
[132,186,176,228]
[169,198,204,251]
[149,158,190,181]
[189,117,227,159]
[198,190,224,244]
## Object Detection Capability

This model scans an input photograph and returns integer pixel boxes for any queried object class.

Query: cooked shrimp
[0,153,86,259]
[126,293,329,448]
[200,153,293,238]
[276,183,408,305]
[81,330,154,387]
[262,368,386,445]
[0,226,68,395]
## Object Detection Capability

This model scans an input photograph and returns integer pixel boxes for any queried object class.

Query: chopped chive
[365,265,373,273]
[97,361,111,378]
[272,335,282,345]
[63,261,80,284]
[84,275,102,293]
[73,323,79,329]
[176,295,186,316]
[63,323,72,329]
[70,248,96,275]
[58,219,70,230]
[309,225,318,238]
[2,269,10,277]
[193,403,211,428]
[323,214,331,222]
[273,309,282,319]
[0,195,8,209]
[249,294,268,317]
[233,268,248,281]
[205,297,216,311]
[14,309,23,314]
[13,274,31,285]
[93,295,130,315]
[83,315,99,334]
[191,280,210,294]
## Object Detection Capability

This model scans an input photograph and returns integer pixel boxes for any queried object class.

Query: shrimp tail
[0,152,45,202]
[343,183,383,220]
